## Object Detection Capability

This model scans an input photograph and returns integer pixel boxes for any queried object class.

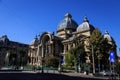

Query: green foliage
[45,55,59,68]
[63,65,74,70]
[65,42,86,68]
[89,28,116,70]
[17,48,28,66]
[101,38,116,69]
[65,50,74,67]
[76,43,86,63]
[89,28,104,60]
[82,63,91,71]
[102,39,116,54]
[89,28,103,48]
[9,53,17,66]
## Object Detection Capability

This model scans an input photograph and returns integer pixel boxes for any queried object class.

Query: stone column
[51,43,53,55]
[42,46,44,57]
[73,43,75,47]
[68,44,71,50]
[39,46,41,60]
[63,44,66,54]
[36,46,39,63]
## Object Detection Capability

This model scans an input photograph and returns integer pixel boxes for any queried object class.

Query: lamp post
[58,54,62,73]
[41,57,44,73]
[78,54,81,73]
[41,46,44,73]
[98,58,100,73]
[92,45,95,74]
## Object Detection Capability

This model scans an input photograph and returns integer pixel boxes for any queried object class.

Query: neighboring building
[0,35,29,67]
[28,13,115,67]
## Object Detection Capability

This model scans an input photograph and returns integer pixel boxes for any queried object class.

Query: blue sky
[0,0,120,55]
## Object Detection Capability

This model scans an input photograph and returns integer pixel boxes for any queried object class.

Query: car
[99,70,118,76]
[99,70,111,76]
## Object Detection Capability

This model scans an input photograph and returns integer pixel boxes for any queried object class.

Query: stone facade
[28,13,116,67]
[0,13,116,69]
[0,35,29,67]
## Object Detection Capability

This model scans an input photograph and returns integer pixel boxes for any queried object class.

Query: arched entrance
[40,32,52,58]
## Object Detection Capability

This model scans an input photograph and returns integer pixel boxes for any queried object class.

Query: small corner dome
[57,13,78,31]
[104,30,113,42]
[77,16,95,32]
[30,35,39,46]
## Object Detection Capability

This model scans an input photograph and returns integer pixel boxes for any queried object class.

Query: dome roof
[104,30,113,42]
[77,16,95,32]
[57,13,78,31]
[30,35,39,46]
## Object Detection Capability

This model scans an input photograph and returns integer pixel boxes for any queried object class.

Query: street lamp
[78,54,81,73]
[41,46,44,73]
[41,57,44,73]
[58,54,62,73]
[75,53,80,73]
[92,45,95,74]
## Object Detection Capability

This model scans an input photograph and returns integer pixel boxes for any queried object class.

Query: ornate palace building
[28,13,116,67]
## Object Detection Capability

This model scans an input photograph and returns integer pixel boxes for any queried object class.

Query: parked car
[99,70,118,76]
[1,66,16,70]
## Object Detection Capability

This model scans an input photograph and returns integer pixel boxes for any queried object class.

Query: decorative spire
[105,30,109,34]
[34,35,38,39]
[64,13,72,18]
[83,16,89,22]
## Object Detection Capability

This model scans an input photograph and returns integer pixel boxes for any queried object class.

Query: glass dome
[77,16,94,32]
[104,30,113,42]
[57,13,78,31]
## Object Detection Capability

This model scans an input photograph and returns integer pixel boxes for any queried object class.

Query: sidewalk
[0,70,119,80]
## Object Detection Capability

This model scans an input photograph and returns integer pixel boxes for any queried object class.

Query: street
[0,70,118,80]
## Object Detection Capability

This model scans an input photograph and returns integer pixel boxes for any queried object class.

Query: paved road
[0,70,119,80]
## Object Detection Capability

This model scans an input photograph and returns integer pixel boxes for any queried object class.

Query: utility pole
[92,45,95,74]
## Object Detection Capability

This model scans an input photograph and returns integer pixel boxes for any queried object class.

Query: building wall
[0,35,29,67]
[28,14,116,68]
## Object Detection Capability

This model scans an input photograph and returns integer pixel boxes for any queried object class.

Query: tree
[65,47,76,67]
[7,50,17,66]
[65,42,86,72]
[101,36,117,69]
[89,28,117,71]
[89,28,104,72]
[17,48,28,66]
[45,55,59,68]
